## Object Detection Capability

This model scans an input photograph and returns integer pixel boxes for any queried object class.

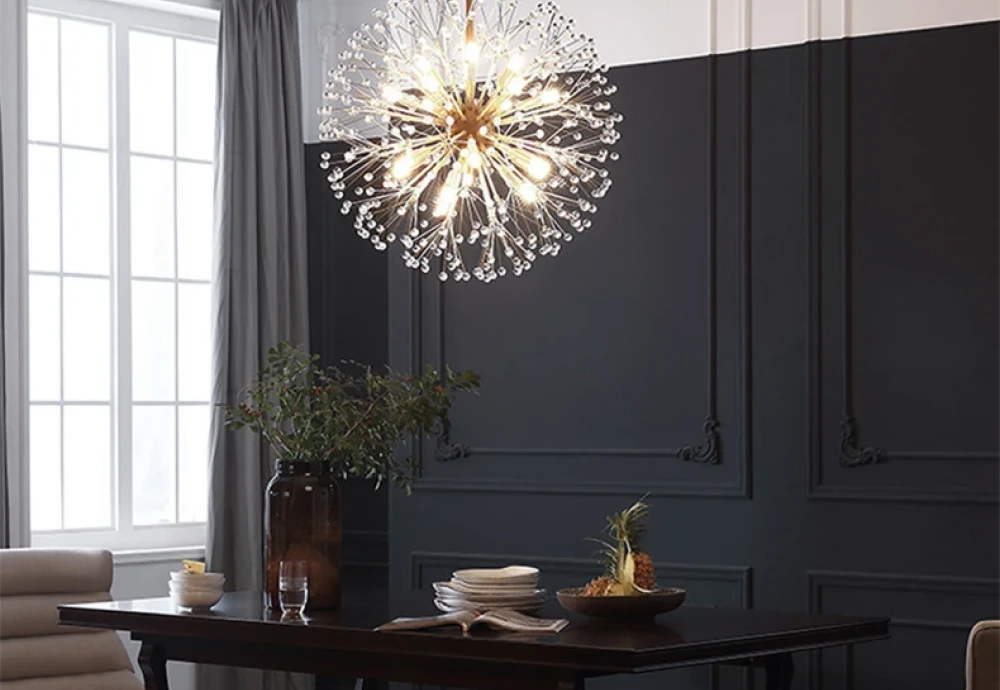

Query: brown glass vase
[264,461,342,610]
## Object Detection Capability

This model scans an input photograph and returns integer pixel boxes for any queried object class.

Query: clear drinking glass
[278,560,308,616]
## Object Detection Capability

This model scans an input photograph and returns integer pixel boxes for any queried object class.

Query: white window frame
[26,0,218,552]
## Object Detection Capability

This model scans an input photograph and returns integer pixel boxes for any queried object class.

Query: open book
[375,609,569,634]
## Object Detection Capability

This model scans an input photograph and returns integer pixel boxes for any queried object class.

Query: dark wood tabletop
[59,589,889,690]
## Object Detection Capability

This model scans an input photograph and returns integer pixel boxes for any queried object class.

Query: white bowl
[168,580,225,595]
[169,575,225,586]
[169,587,223,610]
[170,571,225,585]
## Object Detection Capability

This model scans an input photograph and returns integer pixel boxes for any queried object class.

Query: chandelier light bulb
[464,41,481,63]
[382,84,403,103]
[527,156,551,181]
[318,0,622,282]
[391,154,415,180]
[435,185,460,218]
[518,182,540,204]
[540,88,562,104]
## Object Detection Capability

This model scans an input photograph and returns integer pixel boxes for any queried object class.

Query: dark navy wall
[305,145,390,585]
[306,21,1000,689]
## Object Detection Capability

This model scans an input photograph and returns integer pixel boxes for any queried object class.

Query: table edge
[58,603,891,673]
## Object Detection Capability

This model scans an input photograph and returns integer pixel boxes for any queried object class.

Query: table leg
[763,653,794,690]
[138,641,169,690]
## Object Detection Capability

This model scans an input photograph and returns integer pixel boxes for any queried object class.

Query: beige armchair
[0,548,141,689]
[967,620,999,690]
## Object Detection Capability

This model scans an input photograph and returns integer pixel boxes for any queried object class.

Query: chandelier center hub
[449,99,493,147]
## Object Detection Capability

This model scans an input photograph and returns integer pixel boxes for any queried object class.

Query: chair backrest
[0,548,141,689]
[967,620,1000,690]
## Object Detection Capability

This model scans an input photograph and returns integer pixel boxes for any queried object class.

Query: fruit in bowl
[556,497,686,621]
[583,497,656,596]
[556,496,687,623]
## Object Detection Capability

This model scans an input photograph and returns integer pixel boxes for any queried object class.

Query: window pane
[62,148,110,275]
[176,162,213,280]
[27,13,59,143]
[129,31,174,156]
[178,284,210,402]
[63,405,112,529]
[29,275,61,401]
[63,277,110,401]
[28,144,60,272]
[132,280,176,401]
[30,405,62,531]
[60,19,109,149]
[131,156,175,278]
[178,405,209,523]
[133,406,177,525]
[176,39,216,161]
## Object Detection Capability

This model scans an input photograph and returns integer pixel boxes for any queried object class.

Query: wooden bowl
[556,587,687,622]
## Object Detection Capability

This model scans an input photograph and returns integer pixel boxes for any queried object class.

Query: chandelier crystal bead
[319,0,622,282]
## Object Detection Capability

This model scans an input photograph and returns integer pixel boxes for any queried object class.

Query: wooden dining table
[58,587,889,690]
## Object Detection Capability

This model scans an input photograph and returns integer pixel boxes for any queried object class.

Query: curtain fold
[1,98,9,550]
[200,0,310,686]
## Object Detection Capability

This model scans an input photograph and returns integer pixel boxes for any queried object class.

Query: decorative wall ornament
[677,416,722,464]
[318,0,621,282]
[432,417,471,461]
[838,415,886,467]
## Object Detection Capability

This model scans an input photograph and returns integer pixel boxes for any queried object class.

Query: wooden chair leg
[138,641,169,690]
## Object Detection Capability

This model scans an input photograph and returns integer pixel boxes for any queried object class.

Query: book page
[473,610,569,634]
[376,610,480,633]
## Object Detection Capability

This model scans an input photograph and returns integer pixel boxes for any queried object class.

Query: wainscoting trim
[805,38,999,503]
[414,53,753,498]
[807,569,999,690]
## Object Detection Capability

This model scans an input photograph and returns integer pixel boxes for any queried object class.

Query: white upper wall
[298,0,1000,140]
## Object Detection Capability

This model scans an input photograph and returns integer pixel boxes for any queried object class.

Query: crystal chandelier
[319,0,621,282]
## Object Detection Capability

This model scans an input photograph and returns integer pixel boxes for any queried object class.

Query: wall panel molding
[807,570,999,690]
[806,34,999,504]
[411,54,752,498]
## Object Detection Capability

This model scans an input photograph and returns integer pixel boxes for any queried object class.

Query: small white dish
[433,582,545,602]
[452,566,539,587]
[444,579,540,596]
[169,587,223,610]
[433,597,542,614]
[438,597,545,611]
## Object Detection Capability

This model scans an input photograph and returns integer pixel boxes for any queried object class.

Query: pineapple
[587,498,657,595]
[182,560,206,575]
[582,575,614,597]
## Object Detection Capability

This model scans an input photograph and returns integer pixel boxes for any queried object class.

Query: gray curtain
[0,99,9,550]
[200,0,310,687]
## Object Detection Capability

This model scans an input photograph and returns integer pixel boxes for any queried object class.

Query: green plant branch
[223,341,480,491]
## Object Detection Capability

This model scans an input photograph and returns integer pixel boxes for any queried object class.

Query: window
[26,0,218,550]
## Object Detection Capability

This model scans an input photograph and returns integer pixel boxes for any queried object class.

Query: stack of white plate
[432,566,544,613]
